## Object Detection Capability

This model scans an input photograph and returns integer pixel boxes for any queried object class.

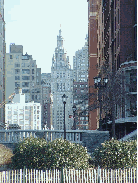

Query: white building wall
[5,92,41,130]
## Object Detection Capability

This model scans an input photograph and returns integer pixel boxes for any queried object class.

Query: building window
[115,17,116,31]
[21,63,25,67]
[22,76,30,80]
[15,76,20,80]
[32,76,34,80]
[15,82,20,87]
[118,9,119,24]
[22,89,30,93]
[22,69,30,74]
[22,82,29,87]
[32,69,34,74]
[32,95,34,100]
[15,63,20,67]
[10,55,13,59]
[129,70,137,92]
[15,69,20,74]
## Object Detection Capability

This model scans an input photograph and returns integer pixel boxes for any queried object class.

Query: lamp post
[72,105,77,130]
[93,76,108,130]
[62,94,68,140]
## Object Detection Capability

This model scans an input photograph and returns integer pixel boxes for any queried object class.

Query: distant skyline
[5,0,88,73]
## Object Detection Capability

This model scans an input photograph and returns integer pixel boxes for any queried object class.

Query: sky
[5,0,88,74]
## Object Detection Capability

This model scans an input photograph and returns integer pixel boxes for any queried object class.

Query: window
[57,73,59,78]
[22,82,29,87]
[81,75,85,77]
[22,76,30,80]
[32,69,34,74]
[15,69,20,74]
[118,9,119,24]
[115,17,116,31]
[15,76,20,80]
[15,82,20,87]
[32,95,34,100]
[32,76,34,80]
[22,89,30,93]
[21,63,25,67]
[22,69,30,74]
[37,106,39,109]
[37,72,39,76]
[10,55,13,59]
[129,69,137,92]
[15,63,20,67]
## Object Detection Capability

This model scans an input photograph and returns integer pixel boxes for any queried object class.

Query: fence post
[98,166,100,183]
[23,166,26,183]
[61,166,64,183]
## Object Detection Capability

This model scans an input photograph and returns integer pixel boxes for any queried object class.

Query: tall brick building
[87,0,98,130]
[96,0,137,137]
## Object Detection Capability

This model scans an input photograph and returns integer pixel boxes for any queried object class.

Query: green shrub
[0,144,13,166]
[11,136,90,170]
[90,139,137,169]
[45,138,90,170]
[11,136,47,169]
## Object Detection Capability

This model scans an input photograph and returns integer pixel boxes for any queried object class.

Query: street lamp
[62,94,68,140]
[93,76,108,130]
[72,105,77,130]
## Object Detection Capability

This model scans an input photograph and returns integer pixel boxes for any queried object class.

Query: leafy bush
[0,144,13,166]
[45,138,90,170]
[11,136,90,170]
[89,139,137,169]
[11,136,47,169]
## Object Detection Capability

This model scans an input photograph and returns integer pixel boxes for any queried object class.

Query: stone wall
[81,130,109,154]
[0,131,110,154]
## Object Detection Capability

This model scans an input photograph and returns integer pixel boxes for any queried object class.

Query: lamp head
[62,94,68,103]
[72,104,77,112]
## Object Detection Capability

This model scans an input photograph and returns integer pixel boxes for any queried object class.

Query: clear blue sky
[5,0,88,73]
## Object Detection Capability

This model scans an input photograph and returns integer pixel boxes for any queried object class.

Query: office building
[41,73,51,129]
[51,29,73,130]
[5,44,42,104]
[0,0,6,128]
[73,35,89,129]
[5,89,41,130]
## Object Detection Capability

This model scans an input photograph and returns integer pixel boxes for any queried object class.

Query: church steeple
[57,29,63,48]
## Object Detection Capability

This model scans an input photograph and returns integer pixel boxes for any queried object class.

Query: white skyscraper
[51,29,73,130]
[0,0,5,128]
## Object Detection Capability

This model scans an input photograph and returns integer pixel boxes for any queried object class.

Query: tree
[89,139,137,169]
[0,144,13,167]
[11,136,91,170]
